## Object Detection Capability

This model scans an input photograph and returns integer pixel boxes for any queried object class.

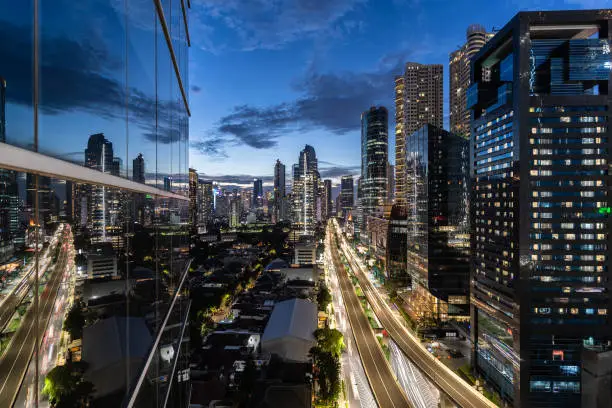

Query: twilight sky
[188,0,611,186]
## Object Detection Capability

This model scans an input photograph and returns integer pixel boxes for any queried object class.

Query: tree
[43,361,93,408]
[317,284,332,312]
[313,327,345,358]
[63,301,85,340]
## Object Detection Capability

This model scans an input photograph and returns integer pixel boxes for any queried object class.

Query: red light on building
[552,350,564,361]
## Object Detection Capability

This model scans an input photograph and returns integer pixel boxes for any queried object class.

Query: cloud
[190,137,230,159]
[191,85,202,93]
[197,173,274,187]
[319,165,360,179]
[192,0,367,51]
[199,50,408,155]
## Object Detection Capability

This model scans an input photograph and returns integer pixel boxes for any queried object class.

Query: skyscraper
[273,160,286,223]
[198,180,214,226]
[292,145,319,236]
[387,163,395,204]
[340,175,354,217]
[394,63,443,206]
[189,168,198,228]
[253,178,263,208]
[449,24,494,138]
[361,106,388,224]
[469,11,611,406]
[0,76,5,143]
[404,125,469,321]
[133,153,145,184]
[323,179,332,219]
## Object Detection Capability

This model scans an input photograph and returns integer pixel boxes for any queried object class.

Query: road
[332,220,496,408]
[325,234,377,408]
[0,226,71,408]
[328,228,412,408]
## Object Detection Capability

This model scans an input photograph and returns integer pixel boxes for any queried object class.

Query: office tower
[292,145,319,236]
[133,153,145,183]
[253,178,263,208]
[273,160,286,223]
[449,24,494,138]
[26,173,53,227]
[386,204,408,282]
[404,125,469,321]
[189,168,198,228]
[361,106,388,224]
[469,11,611,407]
[340,175,354,217]
[198,180,213,226]
[387,163,395,204]
[394,63,443,206]
[0,76,5,143]
[164,176,172,192]
[323,179,332,219]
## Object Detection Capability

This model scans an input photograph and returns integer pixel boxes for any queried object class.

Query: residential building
[404,125,470,322]
[273,159,286,223]
[449,24,494,138]
[361,106,388,224]
[0,1,192,406]
[198,180,214,226]
[468,10,612,406]
[394,62,443,206]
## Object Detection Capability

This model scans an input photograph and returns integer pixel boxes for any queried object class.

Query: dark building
[468,10,612,407]
[133,153,145,184]
[189,168,198,228]
[164,176,172,192]
[386,204,408,282]
[323,179,332,219]
[340,176,354,218]
[405,125,469,321]
[0,76,5,143]
[197,180,213,226]
[253,178,263,208]
[273,160,286,223]
[26,173,53,226]
[361,106,388,222]
[85,133,114,172]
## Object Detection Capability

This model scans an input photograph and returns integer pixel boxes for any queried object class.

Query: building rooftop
[261,298,317,343]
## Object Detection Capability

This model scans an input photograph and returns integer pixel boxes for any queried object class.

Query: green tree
[317,284,332,312]
[43,361,93,408]
[314,328,345,358]
[63,301,85,340]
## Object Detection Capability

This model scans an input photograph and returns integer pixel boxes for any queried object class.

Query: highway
[328,227,412,408]
[0,226,71,408]
[332,220,496,408]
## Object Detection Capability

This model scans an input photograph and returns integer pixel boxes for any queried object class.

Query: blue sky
[187,0,611,186]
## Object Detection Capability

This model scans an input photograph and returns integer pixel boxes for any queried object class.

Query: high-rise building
[340,175,354,218]
[273,160,286,223]
[323,179,332,219]
[292,145,319,236]
[394,63,443,206]
[133,153,145,184]
[189,168,198,228]
[164,176,172,192]
[253,178,263,208]
[230,196,241,228]
[387,163,395,204]
[404,125,469,322]
[198,180,213,226]
[386,204,408,282]
[361,106,388,224]
[0,76,5,143]
[449,24,494,138]
[469,11,612,407]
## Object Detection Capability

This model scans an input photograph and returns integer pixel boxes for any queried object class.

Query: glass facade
[470,11,611,408]
[360,106,388,223]
[0,0,190,407]
[404,125,470,321]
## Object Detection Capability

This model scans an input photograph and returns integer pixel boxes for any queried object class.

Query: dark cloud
[190,138,230,159]
[0,21,185,147]
[191,85,202,93]
[193,0,366,51]
[203,51,406,155]
[319,165,360,179]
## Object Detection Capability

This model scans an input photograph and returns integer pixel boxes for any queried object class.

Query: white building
[261,298,317,362]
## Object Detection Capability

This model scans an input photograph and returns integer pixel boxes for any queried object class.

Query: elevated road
[332,221,496,408]
[328,228,411,408]
[0,226,71,408]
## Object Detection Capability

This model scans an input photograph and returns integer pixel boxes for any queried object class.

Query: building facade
[0,1,192,406]
[450,24,494,138]
[394,63,443,207]
[404,125,470,322]
[340,175,354,218]
[292,145,319,237]
[361,106,388,224]
[273,159,286,223]
[468,10,612,407]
